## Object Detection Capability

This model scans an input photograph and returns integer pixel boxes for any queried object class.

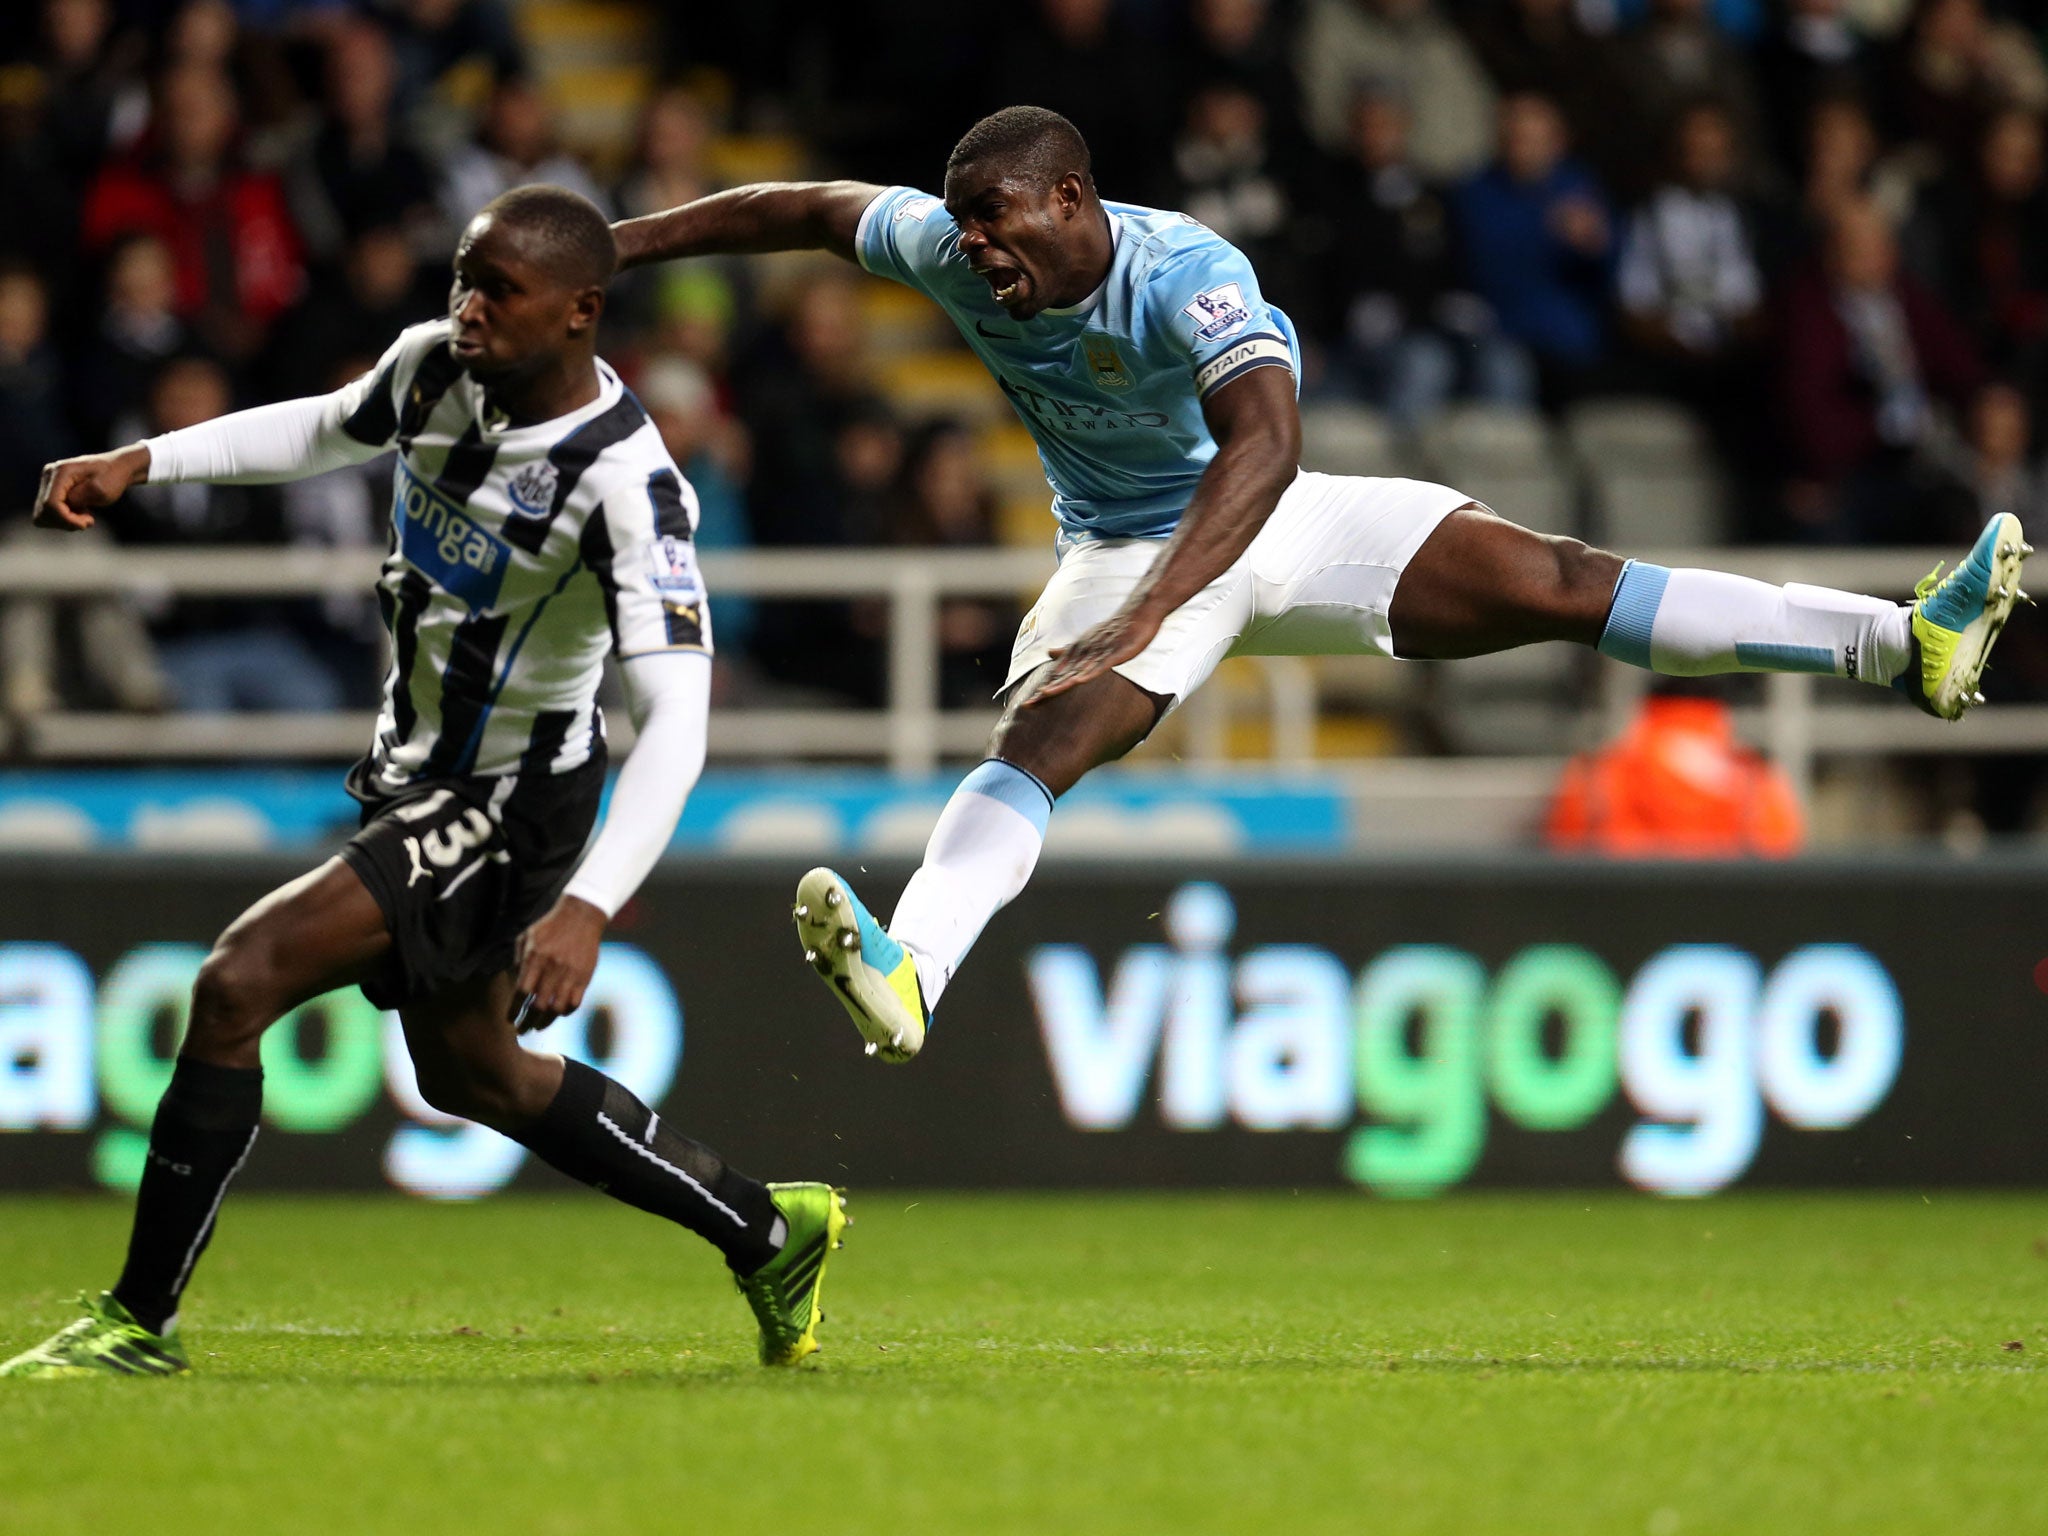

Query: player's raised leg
[1387,505,2031,720]
[795,665,1160,1061]
[400,972,848,1365]
[1,860,390,1379]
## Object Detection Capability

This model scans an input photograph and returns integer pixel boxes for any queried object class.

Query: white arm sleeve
[140,319,449,485]
[559,649,710,918]
[142,390,382,485]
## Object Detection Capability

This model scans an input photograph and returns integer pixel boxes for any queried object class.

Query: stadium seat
[703,133,810,187]
[520,0,657,163]
[976,425,1059,548]
[1416,404,1579,537]
[1409,405,1590,755]
[1564,397,1732,550]
[874,351,1009,424]
[1426,647,1592,757]
[1298,402,1411,479]
[858,281,953,358]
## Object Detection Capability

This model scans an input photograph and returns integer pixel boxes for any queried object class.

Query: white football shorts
[1004,471,1476,705]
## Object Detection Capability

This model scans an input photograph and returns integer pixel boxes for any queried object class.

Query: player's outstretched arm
[1033,365,1301,701]
[33,444,152,530]
[611,180,886,269]
[37,365,405,534]
[511,649,711,1027]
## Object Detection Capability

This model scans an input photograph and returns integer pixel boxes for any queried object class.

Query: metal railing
[0,543,2042,795]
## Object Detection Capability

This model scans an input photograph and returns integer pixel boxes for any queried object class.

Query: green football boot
[735,1183,850,1366]
[1899,512,2034,720]
[793,866,928,1063]
[0,1292,188,1379]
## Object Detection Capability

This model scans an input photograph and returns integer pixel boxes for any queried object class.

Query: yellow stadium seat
[705,133,809,187]
[874,351,1007,424]
[858,281,950,357]
[519,1,649,51]
[998,492,1052,551]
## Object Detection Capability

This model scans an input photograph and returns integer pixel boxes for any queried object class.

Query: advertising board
[2,858,2043,1195]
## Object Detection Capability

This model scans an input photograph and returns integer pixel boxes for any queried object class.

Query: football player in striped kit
[2,186,846,1379]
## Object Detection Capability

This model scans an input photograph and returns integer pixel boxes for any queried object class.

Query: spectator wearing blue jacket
[1453,92,1618,399]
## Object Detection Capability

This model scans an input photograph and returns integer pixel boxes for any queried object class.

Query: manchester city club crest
[506,460,558,518]
[1082,336,1132,390]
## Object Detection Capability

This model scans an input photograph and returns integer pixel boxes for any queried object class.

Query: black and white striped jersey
[332,319,710,786]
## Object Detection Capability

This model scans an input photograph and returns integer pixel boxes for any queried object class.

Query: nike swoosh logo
[975,319,1020,339]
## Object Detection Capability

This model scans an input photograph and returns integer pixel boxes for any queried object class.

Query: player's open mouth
[450,334,486,359]
[976,266,1026,306]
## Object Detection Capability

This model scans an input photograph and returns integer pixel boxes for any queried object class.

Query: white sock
[890,758,1052,1010]
[1599,563,1912,684]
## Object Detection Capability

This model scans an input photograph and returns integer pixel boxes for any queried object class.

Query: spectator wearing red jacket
[80,63,304,362]
[1776,196,1980,541]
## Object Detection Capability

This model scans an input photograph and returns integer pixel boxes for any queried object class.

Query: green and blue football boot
[735,1182,850,1366]
[793,866,929,1063]
[1898,512,2033,720]
[0,1292,188,1379]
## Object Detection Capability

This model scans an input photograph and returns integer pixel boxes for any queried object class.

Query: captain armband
[1193,334,1295,398]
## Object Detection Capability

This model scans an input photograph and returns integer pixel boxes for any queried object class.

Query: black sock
[112,1057,263,1335]
[511,1059,782,1272]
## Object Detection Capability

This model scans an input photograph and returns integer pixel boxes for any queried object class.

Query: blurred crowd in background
[1,0,2046,735]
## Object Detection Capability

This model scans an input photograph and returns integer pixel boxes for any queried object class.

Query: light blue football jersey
[856,186,1300,540]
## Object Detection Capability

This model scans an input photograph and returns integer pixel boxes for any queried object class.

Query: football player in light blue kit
[856,180,1305,542]
[615,106,2028,1065]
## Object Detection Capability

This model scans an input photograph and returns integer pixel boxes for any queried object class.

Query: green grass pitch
[2,1192,2046,1535]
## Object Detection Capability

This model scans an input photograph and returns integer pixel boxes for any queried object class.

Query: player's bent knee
[186,942,288,1057]
[413,1051,550,1131]
[410,1061,502,1127]
[988,670,1164,796]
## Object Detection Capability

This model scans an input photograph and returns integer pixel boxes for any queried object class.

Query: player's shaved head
[476,184,617,292]
[449,183,612,396]
[947,106,1093,193]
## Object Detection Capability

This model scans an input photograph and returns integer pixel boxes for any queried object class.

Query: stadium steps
[520,0,647,54]
[1564,396,1733,548]
[1416,403,1579,537]
[1411,404,1588,754]
[705,133,810,186]
[975,423,1056,548]
[1132,656,1413,767]
[874,351,1009,425]
[515,0,659,166]
[1218,711,1402,761]
[858,282,952,358]
[1298,401,1416,479]
[1131,708,1401,766]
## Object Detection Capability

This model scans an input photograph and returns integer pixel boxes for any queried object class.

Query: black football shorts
[338,754,605,1011]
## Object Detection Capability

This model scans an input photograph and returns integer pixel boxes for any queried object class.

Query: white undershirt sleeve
[142,389,386,485]
[559,649,710,918]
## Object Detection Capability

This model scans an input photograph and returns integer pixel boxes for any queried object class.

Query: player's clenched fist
[34,444,151,531]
